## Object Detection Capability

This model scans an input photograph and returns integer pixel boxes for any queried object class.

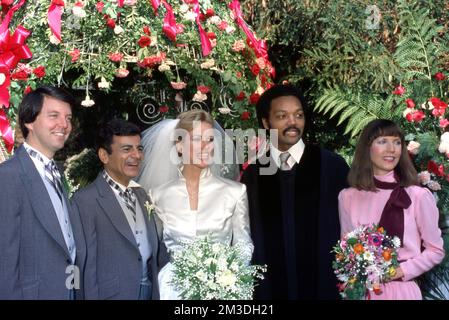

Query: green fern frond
[314,87,392,138]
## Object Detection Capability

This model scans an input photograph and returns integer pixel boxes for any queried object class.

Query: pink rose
[418,171,431,185]
[115,68,129,78]
[108,52,123,62]
[405,98,415,108]
[407,141,420,155]
[392,85,406,95]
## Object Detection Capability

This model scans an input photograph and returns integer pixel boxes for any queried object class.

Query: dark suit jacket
[73,174,169,300]
[241,145,349,299]
[0,145,87,299]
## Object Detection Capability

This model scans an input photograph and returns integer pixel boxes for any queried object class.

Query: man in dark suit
[0,86,86,299]
[241,84,349,299]
[73,119,168,300]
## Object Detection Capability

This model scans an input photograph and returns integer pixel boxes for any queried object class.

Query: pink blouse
[338,171,445,281]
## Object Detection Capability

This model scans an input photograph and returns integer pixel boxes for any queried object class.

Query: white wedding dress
[149,167,254,300]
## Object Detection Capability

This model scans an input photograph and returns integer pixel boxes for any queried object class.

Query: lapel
[17,146,71,258]
[95,174,138,248]
[133,187,159,253]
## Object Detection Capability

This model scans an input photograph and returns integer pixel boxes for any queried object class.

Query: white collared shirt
[270,139,305,169]
[23,142,52,179]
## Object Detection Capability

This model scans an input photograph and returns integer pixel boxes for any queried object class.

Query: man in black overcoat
[241,84,349,299]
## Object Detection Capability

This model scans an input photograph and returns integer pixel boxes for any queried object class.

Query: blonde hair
[175,109,214,134]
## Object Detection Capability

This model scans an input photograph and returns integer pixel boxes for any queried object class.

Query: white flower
[392,236,401,248]
[81,95,95,107]
[211,243,221,254]
[150,36,158,46]
[218,107,231,115]
[217,270,237,287]
[0,73,5,86]
[225,26,236,34]
[158,63,171,72]
[195,270,208,282]
[192,91,208,102]
[179,4,189,13]
[200,58,215,69]
[114,25,124,35]
[144,201,155,220]
[72,6,86,18]
[209,16,221,25]
[97,77,110,89]
[363,251,374,262]
[49,34,61,45]
[184,11,196,21]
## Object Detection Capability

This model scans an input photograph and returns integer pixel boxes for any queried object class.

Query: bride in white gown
[137,110,254,299]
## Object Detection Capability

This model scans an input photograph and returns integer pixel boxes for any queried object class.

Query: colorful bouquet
[170,237,266,300]
[332,224,401,300]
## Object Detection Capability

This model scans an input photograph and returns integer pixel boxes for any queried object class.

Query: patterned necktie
[27,148,64,203]
[280,152,291,171]
[122,187,137,222]
[45,160,64,203]
[103,172,137,221]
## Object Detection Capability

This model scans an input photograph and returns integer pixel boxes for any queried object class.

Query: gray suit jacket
[0,146,87,299]
[73,173,169,300]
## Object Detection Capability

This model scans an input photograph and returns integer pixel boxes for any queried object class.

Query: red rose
[106,18,116,29]
[218,21,228,31]
[69,48,80,62]
[405,98,415,108]
[143,26,151,35]
[249,93,260,105]
[24,86,33,95]
[96,2,104,13]
[138,35,151,48]
[412,110,425,122]
[206,8,215,17]
[197,85,210,94]
[11,70,29,81]
[440,118,449,128]
[236,71,242,78]
[250,64,260,76]
[434,72,446,81]
[392,85,406,95]
[51,0,64,6]
[199,13,206,22]
[206,32,216,39]
[159,105,169,113]
[405,112,413,122]
[33,66,46,79]
[235,91,245,101]
[241,111,251,120]
[108,52,123,62]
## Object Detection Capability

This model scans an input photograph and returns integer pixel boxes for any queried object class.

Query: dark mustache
[282,126,301,135]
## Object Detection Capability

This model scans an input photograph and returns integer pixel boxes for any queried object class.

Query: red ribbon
[0,26,32,70]
[47,0,64,42]
[161,0,177,42]
[229,0,267,59]
[0,108,14,153]
[0,0,26,36]
[192,0,211,56]
[150,0,161,15]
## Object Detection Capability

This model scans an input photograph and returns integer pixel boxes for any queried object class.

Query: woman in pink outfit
[338,119,445,300]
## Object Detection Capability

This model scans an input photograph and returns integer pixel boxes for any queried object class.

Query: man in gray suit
[0,86,86,299]
[73,119,168,300]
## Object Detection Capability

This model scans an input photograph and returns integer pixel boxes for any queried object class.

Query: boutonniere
[144,201,155,220]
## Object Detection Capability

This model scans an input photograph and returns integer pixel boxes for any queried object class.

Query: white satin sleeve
[231,184,254,264]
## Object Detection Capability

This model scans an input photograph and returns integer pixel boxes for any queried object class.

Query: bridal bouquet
[170,237,266,300]
[332,224,401,300]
